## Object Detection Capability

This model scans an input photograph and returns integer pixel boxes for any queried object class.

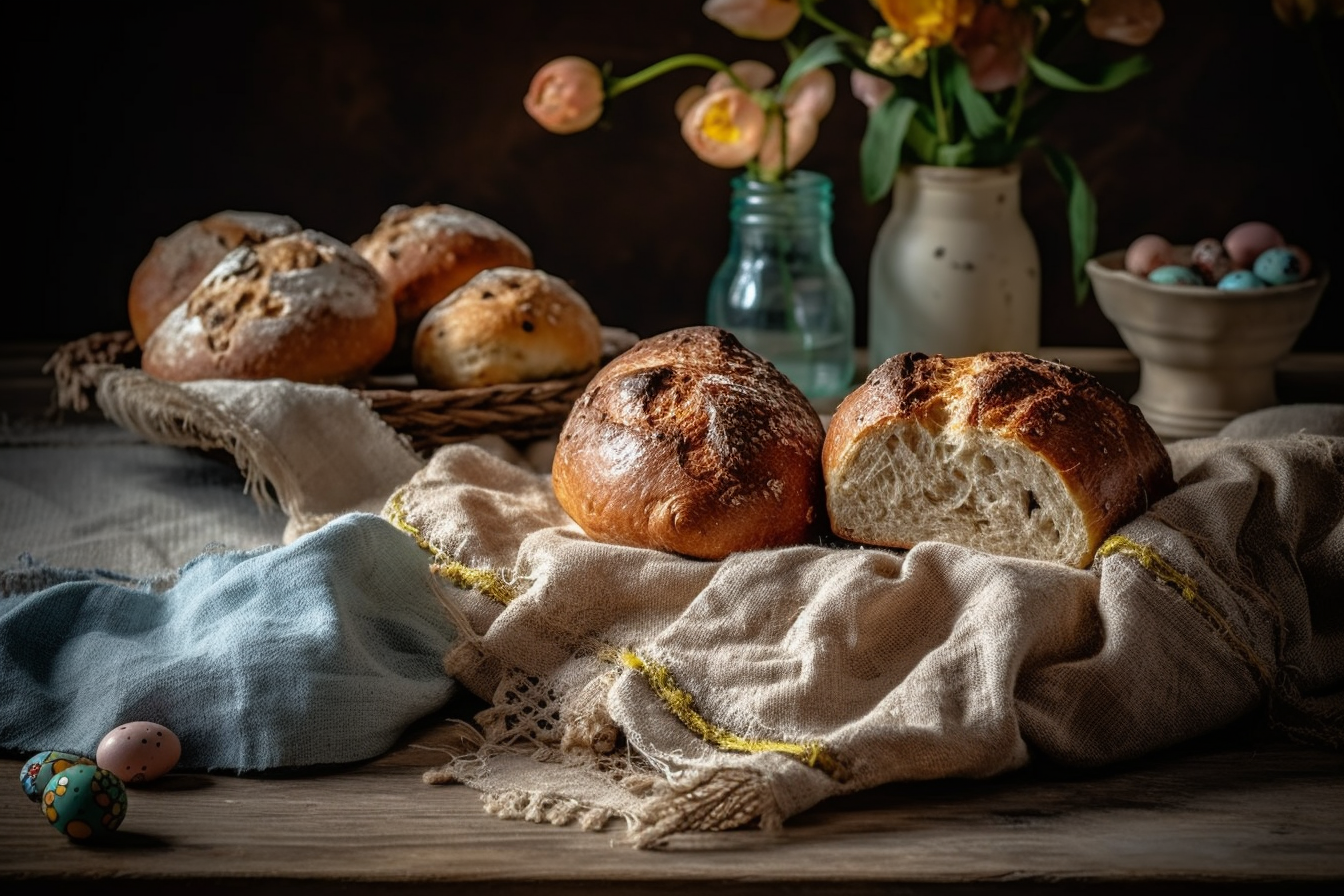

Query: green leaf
[904,115,940,165]
[780,34,846,92]
[1042,144,1098,305]
[935,138,976,167]
[1027,54,1151,93]
[947,59,1004,140]
[861,95,917,203]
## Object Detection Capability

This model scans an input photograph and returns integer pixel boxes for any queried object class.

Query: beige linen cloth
[76,363,1344,847]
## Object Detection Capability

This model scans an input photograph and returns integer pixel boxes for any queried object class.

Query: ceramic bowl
[1086,248,1329,440]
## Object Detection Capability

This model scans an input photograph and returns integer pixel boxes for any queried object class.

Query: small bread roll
[551,326,827,560]
[822,351,1176,567]
[354,203,535,327]
[141,229,394,384]
[128,210,302,346]
[412,266,602,389]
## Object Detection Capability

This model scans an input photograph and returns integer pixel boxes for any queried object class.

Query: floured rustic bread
[141,229,394,384]
[822,351,1175,568]
[354,203,535,328]
[551,326,827,560]
[129,210,302,346]
[412,266,602,389]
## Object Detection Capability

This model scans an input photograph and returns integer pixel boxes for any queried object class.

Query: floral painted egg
[42,763,127,840]
[1148,265,1203,286]
[19,751,94,802]
[96,721,182,784]
[1217,270,1267,290]
[1252,246,1307,286]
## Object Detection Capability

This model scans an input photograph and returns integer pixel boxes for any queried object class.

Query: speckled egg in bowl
[1086,248,1329,440]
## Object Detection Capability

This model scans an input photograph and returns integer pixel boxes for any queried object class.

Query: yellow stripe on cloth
[1098,534,1273,688]
[619,649,849,781]
[384,490,516,606]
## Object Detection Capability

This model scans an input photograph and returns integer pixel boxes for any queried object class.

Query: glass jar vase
[707,170,855,401]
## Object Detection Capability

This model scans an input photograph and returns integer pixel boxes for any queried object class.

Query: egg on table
[96,721,182,784]
[19,751,94,802]
[43,763,128,840]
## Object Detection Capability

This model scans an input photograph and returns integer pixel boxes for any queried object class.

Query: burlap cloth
[73,365,1344,847]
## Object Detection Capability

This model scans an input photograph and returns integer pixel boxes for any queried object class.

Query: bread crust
[353,203,535,326]
[412,267,602,388]
[140,229,394,384]
[552,326,827,560]
[128,210,301,346]
[822,352,1175,565]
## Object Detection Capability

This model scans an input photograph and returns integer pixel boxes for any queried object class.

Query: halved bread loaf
[822,352,1175,567]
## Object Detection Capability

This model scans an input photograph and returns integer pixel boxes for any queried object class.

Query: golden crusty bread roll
[822,351,1175,567]
[412,266,602,389]
[141,229,394,384]
[551,326,828,560]
[128,210,302,346]
[354,203,535,328]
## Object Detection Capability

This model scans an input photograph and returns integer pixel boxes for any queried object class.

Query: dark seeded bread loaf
[822,351,1176,567]
[551,326,827,560]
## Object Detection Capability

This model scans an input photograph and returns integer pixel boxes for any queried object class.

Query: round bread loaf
[822,351,1176,568]
[141,229,394,384]
[412,267,602,389]
[551,326,828,560]
[128,210,302,346]
[354,203,535,327]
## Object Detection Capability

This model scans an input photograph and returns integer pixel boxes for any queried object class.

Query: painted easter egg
[43,764,127,840]
[1252,246,1307,286]
[1148,265,1203,286]
[19,751,94,802]
[96,721,182,784]
[1217,270,1267,290]
[1189,237,1232,285]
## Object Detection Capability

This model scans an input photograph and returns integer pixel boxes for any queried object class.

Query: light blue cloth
[0,513,456,772]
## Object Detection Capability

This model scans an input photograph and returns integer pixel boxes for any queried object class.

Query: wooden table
[3,342,1341,892]
[3,706,1342,892]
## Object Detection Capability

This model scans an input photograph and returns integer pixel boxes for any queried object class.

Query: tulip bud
[706,60,777,93]
[702,0,802,40]
[524,56,605,134]
[850,70,896,110]
[681,88,769,168]
[1084,0,1165,47]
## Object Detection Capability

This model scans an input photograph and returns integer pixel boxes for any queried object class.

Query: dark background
[16,0,1344,353]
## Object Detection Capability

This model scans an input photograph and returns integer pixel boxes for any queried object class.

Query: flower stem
[606,54,733,99]
[799,0,865,44]
[1005,71,1031,143]
[930,50,949,145]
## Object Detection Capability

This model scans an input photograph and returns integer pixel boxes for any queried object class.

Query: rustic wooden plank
[2,721,1340,892]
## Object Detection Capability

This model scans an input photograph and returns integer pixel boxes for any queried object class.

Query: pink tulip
[756,113,820,178]
[706,59,778,93]
[702,0,802,40]
[523,56,605,134]
[953,2,1035,93]
[681,87,769,168]
[1085,0,1165,47]
[783,67,836,121]
[850,70,896,110]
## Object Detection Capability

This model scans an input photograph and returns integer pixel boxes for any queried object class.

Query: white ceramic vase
[868,164,1040,368]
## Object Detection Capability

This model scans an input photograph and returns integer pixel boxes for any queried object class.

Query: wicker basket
[46,327,640,455]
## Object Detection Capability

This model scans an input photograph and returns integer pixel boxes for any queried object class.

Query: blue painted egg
[1252,246,1306,285]
[1217,270,1268,290]
[19,751,94,802]
[1148,265,1203,286]
[42,764,128,840]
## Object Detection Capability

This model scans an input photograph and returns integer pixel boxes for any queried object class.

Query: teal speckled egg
[19,751,94,802]
[42,763,128,840]
[1148,265,1203,286]
[1217,270,1268,290]
[1252,247,1306,285]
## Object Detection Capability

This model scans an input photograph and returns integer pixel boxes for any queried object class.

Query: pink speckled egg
[1124,234,1175,277]
[96,722,181,785]
[1223,221,1285,269]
